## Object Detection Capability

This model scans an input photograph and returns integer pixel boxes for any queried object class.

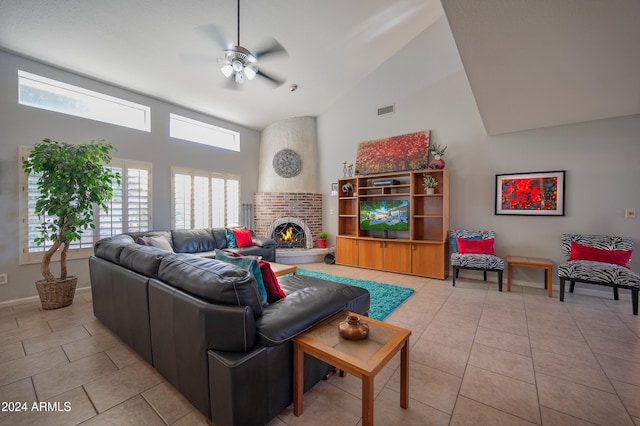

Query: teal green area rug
[297,269,414,321]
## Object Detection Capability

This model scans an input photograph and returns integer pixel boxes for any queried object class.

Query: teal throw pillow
[215,249,267,305]
[225,228,238,248]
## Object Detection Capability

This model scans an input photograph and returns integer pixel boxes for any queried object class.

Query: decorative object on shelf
[338,314,370,340]
[317,231,328,248]
[343,160,348,177]
[428,142,447,170]
[22,138,120,309]
[495,170,566,216]
[348,162,354,176]
[341,181,353,196]
[330,182,338,196]
[273,148,302,178]
[355,130,430,175]
[423,174,438,194]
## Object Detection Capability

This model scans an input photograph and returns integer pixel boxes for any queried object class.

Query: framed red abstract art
[355,130,430,175]
[495,171,565,216]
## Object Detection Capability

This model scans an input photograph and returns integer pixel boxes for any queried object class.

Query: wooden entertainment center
[336,170,449,279]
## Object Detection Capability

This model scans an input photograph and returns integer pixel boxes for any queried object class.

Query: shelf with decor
[336,170,449,279]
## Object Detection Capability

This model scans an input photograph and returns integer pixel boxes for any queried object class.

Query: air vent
[377,104,395,116]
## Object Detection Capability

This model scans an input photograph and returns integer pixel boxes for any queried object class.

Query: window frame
[18,70,151,132]
[169,113,240,152]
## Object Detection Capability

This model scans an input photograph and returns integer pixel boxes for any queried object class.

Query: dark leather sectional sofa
[128,227,278,262]
[89,230,370,426]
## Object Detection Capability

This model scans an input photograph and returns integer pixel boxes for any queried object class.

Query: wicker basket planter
[36,277,77,310]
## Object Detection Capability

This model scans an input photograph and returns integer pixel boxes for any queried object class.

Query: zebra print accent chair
[450,230,505,291]
[558,234,640,315]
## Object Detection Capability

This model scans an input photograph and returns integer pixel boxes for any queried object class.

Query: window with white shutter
[171,167,240,229]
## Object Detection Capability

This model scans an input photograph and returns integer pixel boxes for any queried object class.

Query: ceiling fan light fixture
[221,65,233,77]
[244,66,256,80]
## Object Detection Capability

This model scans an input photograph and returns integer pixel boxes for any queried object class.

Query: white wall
[0,51,260,302]
[318,17,640,288]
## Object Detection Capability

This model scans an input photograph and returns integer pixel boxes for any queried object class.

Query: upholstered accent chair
[450,230,505,291]
[558,233,640,315]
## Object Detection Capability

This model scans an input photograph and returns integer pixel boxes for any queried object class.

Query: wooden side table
[293,311,411,426]
[269,262,297,277]
[507,256,553,297]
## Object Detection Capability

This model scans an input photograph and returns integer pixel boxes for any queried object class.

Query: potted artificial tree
[22,138,120,309]
[317,231,328,249]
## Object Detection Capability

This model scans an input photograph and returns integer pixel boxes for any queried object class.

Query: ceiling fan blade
[256,69,285,87]
[194,24,230,50]
[254,38,288,60]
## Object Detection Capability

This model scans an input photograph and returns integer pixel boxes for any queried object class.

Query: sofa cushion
[232,228,253,248]
[255,275,371,346]
[94,234,135,264]
[147,235,174,252]
[558,260,640,287]
[456,237,495,255]
[158,254,263,317]
[568,241,632,267]
[171,229,217,253]
[258,261,286,302]
[215,250,268,305]
[119,244,168,279]
[226,228,238,248]
[212,228,228,249]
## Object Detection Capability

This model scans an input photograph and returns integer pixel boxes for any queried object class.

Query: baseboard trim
[0,285,91,308]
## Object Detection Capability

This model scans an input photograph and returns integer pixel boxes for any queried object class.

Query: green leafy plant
[318,231,328,239]
[22,138,120,282]
[423,174,438,189]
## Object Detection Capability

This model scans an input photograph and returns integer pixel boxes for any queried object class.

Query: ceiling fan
[198,0,288,88]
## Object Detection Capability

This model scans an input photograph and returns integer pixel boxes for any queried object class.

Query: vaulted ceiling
[1,0,638,134]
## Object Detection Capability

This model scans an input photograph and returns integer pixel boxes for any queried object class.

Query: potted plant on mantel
[22,138,120,310]
[317,231,328,249]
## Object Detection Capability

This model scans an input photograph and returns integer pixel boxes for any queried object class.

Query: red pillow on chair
[231,227,253,248]
[456,237,495,255]
[569,241,631,267]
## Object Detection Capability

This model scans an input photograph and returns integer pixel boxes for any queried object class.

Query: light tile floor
[1,263,640,425]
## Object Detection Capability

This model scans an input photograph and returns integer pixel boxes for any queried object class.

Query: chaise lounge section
[89,233,370,426]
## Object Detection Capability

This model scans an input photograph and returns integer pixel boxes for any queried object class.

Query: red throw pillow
[231,227,253,248]
[258,260,287,302]
[456,237,495,255]
[569,241,632,267]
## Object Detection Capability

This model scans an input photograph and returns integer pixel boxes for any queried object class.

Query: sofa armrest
[255,286,348,346]
[252,235,276,248]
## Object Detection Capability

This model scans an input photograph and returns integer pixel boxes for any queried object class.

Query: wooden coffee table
[507,256,553,297]
[269,262,297,277]
[293,311,411,426]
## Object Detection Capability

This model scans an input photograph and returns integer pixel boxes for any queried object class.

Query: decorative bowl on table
[338,314,369,340]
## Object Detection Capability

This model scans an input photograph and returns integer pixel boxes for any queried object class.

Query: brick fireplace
[254,193,323,249]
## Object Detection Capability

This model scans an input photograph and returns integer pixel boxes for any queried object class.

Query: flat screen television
[359,200,409,231]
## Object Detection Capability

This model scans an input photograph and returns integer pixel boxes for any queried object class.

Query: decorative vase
[429,154,445,170]
[317,238,327,249]
[338,314,370,340]
[426,187,435,195]
[35,276,77,310]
